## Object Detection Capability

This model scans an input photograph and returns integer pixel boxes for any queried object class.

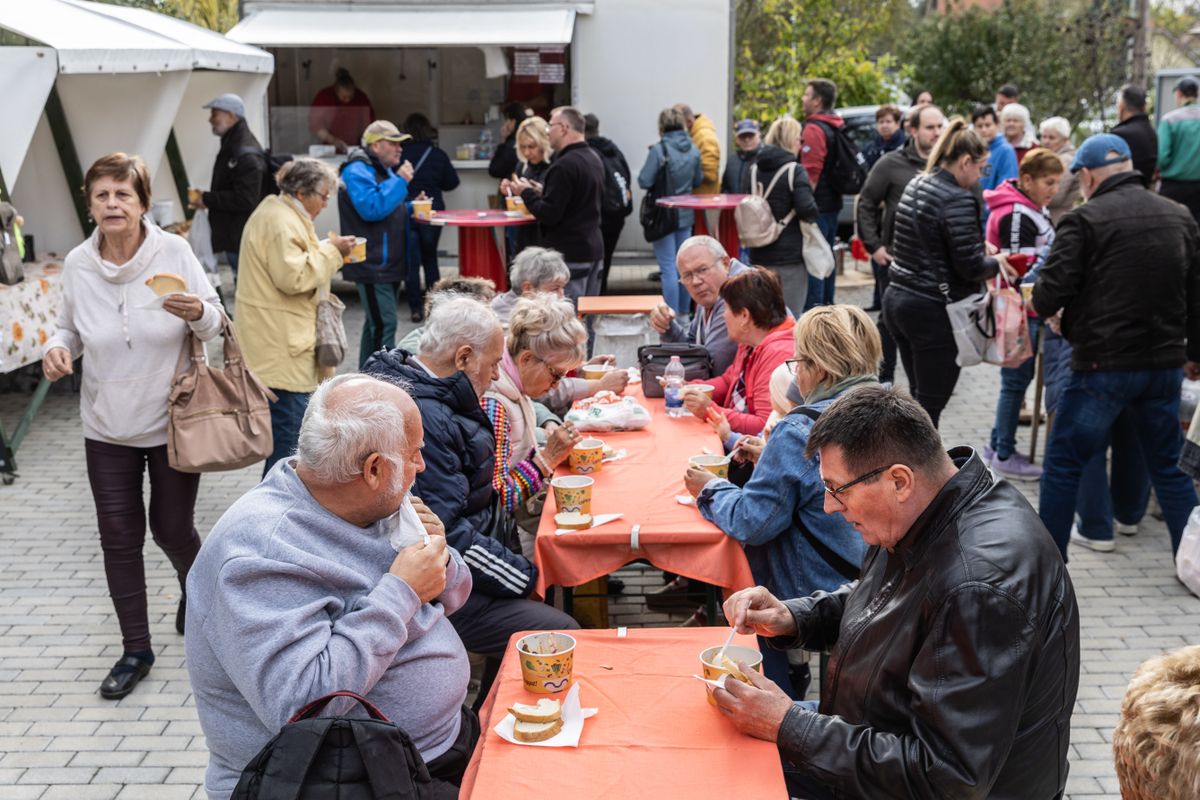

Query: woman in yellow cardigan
[236,157,355,473]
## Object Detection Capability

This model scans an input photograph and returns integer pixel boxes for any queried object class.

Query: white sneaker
[1115,521,1138,536]
[1070,524,1115,553]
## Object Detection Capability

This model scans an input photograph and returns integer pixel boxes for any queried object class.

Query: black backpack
[232,691,456,800]
[811,120,867,196]
[596,149,633,219]
[236,146,294,200]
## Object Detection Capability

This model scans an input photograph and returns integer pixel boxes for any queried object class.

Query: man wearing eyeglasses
[713,386,1080,800]
[512,106,606,301]
[648,236,747,375]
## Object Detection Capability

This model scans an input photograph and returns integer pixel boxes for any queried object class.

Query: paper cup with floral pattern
[689,454,731,480]
[569,438,605,474]
[699,644,763,706]
[551,476,593,515]
[517,632,576,694]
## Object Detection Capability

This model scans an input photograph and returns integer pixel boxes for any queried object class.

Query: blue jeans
[406,223,442,314]
[989,318,1042,459]
[225,251,240,283]
[652,226,691,315]
[803,211,839,311]
[1075,410,1152,541]
[1039,368,1196,559]
[264,389,310,476]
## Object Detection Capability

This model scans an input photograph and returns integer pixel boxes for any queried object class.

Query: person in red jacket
[680,268,795,444]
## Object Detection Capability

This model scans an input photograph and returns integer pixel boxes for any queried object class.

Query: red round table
[656,193,748,257]
[413,209,534,292]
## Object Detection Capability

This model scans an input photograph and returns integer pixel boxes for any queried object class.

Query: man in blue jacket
[364,294,578,702]
[339,120,415,367]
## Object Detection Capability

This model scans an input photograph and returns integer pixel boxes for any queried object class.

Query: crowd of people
[27,71,1200,800]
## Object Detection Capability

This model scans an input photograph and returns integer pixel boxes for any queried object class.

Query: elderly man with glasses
[713,386,1080,800]
[648,235,748,374]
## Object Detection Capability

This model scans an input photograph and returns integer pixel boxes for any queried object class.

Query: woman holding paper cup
[499,117,552,255]
[684,305,878,699]
[483,293,589,556]
[43,153,225,700]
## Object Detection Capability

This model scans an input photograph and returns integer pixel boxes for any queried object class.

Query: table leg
[0,375,51,484]
[457,226,508,292]
[705,584,720,626]
[692,211,711,238]
[1029,334,1046,463]
[717,209,741,256]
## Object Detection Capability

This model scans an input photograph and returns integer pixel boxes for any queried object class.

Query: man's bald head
[297,374,416,485]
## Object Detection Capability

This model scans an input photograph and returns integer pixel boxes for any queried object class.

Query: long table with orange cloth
[459,627,789,799]
[532,385,755,598]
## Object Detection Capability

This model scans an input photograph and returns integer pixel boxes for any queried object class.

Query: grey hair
[1039,116,1071,139]
[511,247,570,291]
[417,293,501,359]
[676,235,727,264]
[278,157,339,199]
[296,373,410,483]
[507,293,587,366]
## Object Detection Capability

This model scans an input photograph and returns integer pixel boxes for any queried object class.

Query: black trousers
[1161,178,1200,225]
[425,706,480,788]
[84,439,202,653]
[873,262,898,383]
[599,215,625,294]
[882,285,960,428]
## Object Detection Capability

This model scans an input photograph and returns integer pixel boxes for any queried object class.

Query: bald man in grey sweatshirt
[185,376,475,799]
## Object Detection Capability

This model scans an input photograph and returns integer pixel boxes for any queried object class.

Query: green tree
[734,0,908,123]
[93,0,238,33]
[900,0,1131,126]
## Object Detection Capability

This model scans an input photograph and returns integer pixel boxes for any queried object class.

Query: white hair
[676,235,727,264]
[417,293,501,359]
[510,247,570,291]
[296,373,410,484]
[508,293,587,366]
[1039,116,1071,139]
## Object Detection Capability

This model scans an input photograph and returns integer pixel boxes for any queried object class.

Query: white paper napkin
[136,293,183,311]
[493,684,598,747]
[555,512,624,536]
[387,495,430,551]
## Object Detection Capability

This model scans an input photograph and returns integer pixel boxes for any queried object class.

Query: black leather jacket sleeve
[1190,233,1200,362]
[777,584,1038,798]
[771,582,855,653]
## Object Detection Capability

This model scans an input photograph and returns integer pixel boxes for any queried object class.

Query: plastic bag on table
[564,392,651,432]
[1176,506,1200,598]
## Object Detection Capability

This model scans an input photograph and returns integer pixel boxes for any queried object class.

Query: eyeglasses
[678,262,717,285]
[822,465,888,507]
[785,357,813,372]
[549,121,568,132]
[536,355,567,385]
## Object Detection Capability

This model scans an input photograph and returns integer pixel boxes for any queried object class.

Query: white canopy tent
[0,0,273,256]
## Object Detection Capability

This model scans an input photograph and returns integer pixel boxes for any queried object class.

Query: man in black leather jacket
[714,387,1080,800]
[1032,134,1200,560]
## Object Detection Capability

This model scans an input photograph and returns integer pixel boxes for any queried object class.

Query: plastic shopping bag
[187,210,220,287]
[945,290,991,368]
[985,278,1033,368]
[1177,506,1200,598]
[564,392,651,432]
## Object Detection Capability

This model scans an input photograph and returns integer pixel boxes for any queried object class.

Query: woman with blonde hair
[763,115,803,156]
[42,153,225,699]
[684,304,877,699]
[883,118,1015,427]
[500,117,554,253]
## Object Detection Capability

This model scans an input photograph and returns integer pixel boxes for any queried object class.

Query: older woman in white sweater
[43,153,224,700]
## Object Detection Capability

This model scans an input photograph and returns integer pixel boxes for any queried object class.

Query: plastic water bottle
[664,356,686,417]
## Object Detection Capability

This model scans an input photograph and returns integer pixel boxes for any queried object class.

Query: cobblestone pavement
[1,268,1196,799]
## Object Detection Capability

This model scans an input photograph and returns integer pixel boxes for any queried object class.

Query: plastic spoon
[713,625,737,667]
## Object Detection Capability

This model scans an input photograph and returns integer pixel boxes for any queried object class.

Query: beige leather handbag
[167,315,277,473]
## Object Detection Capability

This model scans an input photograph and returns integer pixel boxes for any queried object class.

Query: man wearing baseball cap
[191,94,267,285]
[721,119,763,195]
[338,120,416,367]
[1032,132,1200,561]
[1159,76,1200,223]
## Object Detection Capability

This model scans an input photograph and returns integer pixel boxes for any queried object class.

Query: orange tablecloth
[576,295,662,316]
[459,628,788,799]
[533,387,755,596]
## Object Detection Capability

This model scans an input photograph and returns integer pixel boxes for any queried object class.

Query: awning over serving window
[227,7,577,48]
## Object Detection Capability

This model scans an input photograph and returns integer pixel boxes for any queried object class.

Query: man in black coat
[192,94,266,282]
[508,106,605,301]
[1111,83,1158,188]
[715,386,1080,800]
[1033,134,1200,560]
[585,113,633,294]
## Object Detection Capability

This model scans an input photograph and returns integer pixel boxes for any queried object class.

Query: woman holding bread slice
[684,305,878,699]
[43,153,226,700]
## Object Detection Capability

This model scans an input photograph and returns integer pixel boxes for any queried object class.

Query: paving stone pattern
[1,269,1196,799]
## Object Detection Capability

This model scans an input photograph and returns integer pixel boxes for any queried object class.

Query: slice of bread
[513,718,563,743]
[145,272,187,296]
[554,512,592,530]
[508,698,562,724]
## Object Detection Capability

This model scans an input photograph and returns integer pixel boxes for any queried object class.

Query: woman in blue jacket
[402,113,460,322]
[638,107,703,315]
[684,305,879,699]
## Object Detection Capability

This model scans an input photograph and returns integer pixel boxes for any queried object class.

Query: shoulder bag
[638,343,713,398]
[315,284,347,368]
[167,314,278,473]
[639,142,679,242]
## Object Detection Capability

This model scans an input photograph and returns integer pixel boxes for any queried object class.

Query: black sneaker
[176,592,186,635]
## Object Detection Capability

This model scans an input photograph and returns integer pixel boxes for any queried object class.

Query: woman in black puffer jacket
[884,117,1013,427]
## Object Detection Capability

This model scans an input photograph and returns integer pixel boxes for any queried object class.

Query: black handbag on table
[638,343,713,398]
[639,142,679,242]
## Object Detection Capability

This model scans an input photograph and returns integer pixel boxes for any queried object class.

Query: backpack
[596,148,633,218]
[232,691,456,800]
[236,146,293,200]
[734,162,797,248]
[811,120,867,196]
[0,202,24,286]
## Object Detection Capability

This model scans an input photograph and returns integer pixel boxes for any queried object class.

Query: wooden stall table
[534,385,755,621]
[460,627,788,799]
[656,193,747,257]
[414,209,534,293]
[0,261,64,484]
